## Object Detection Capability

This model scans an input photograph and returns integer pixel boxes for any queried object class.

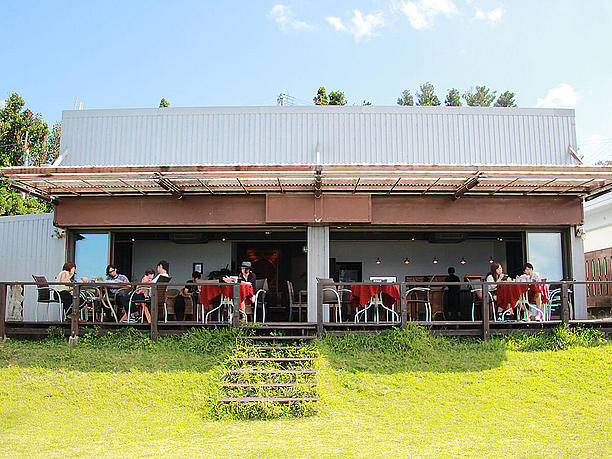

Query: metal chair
[548,288,573,320]
[32,275,62,321]
[287,280,307,322]
[253,278,268,323]
[317,277,351,323]
[406,287,431,321]
[470,288,498,322]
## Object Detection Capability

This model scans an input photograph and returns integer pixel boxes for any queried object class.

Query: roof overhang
[2,164,612,201]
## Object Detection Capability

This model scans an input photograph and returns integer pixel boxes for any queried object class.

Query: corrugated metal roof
[59,106,578,167]
[3,164,611,199]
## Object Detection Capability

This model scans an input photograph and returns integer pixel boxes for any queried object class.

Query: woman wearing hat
[223,261,256,319]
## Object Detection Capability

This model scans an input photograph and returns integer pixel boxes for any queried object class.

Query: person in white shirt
[516,263,543,319]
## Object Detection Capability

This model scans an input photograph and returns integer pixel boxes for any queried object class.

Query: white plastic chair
[407,287,432,322]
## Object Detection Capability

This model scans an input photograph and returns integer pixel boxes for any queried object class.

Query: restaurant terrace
[1,105,611,338]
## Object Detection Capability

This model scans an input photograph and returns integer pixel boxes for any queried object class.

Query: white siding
[0,213,66,321]
[60,106,578,167]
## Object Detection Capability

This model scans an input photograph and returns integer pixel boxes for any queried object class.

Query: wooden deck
[2,319,611,339]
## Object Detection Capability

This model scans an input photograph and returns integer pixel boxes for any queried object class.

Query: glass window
[526,232,563,281]
[75,233,110,281]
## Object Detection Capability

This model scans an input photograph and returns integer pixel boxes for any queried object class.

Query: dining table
[496,282,550,312]
[350,284,401,322]
[199,283,253,322]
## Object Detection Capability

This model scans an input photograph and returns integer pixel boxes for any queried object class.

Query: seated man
[516,262,543,320]
[104,265,131,319]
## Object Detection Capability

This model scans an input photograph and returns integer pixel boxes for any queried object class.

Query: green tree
[445,88,462,106]
[463,86,497,106]
[416,82,441,106]
[494,91,517,107]
[396,90,414,106]
[313,87,328,105]
[0,92,56,215]
[328,91,346,105]
[0,93,52,167]
[159,98,169,108]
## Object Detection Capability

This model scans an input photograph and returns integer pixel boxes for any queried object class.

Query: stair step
[219,397,317,403]
[241,346,310,351]
[227,369,316,375]
[230,357,316,363]
[240,335,316,341]
[222,382,317,388]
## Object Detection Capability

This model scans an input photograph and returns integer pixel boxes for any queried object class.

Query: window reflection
[527,232,563,281]
[75,233,109,280]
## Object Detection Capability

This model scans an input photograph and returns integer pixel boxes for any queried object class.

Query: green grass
[0,326,611,457]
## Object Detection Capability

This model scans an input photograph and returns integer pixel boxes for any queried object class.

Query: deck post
[316,280,323,336]
[232,283,239,327]
[69,284,80,345]
[151,285,159,340]
[481,281,490,340]
[0,283,6,341]
[560,282,570,324]
[400,282,407,329]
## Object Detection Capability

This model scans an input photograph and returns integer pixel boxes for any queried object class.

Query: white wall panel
[60,106,578,167]
[0,213,66,321]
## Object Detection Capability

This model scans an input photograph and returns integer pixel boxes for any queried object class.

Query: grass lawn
[0,326,610,458]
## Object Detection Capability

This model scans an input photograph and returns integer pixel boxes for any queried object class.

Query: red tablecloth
[350,284,401,313]
[199,283,253,308]
[496,283,550,311]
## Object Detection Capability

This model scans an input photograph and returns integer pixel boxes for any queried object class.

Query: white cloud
[326,9,385,41]
[0,99,6,109]
[397,0,458,30]
[267,4,315,32]
[536,83,579,108]
[475,7,503,22]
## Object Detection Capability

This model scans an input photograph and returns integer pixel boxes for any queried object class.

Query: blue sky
[1,0,611,162]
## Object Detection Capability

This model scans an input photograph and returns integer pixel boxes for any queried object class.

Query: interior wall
[330,239,506,281]
[132,240,231,283]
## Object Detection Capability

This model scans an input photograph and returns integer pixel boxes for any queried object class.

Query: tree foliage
[159,98,170,108]
[445,89,462,106]
[0,92,57,215]
[463,86,497,107]
[494,91,517,107]
[328,90,346,105]
[416,82,440,106]
[396,90,414,106]
[313,87,328,105]
[313,87,346,105]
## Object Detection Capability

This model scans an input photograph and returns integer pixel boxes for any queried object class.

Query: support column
[570,226,587,319]
[307,225,329,323]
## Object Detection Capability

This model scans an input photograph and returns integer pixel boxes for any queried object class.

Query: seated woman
[119,268,155,322]
[222,261,256,319]
[485,262,507,317]
[56,262,76,318]
[173,270,202,321]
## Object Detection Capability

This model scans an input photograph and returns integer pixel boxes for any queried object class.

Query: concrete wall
[131,240,231,284]
[330,239,506,282]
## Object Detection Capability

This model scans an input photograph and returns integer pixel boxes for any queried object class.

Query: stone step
[222,382,317,388]
[240,335,316,341]
[230,357,316,363]
[227,369,316,375]
[219,397,317,403]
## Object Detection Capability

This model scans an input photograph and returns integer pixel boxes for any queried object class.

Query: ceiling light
[432,257,438,264]
[460,257,467,264]
[404,258,410,264]
[489,256,494,263]
[376,257,382,265]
